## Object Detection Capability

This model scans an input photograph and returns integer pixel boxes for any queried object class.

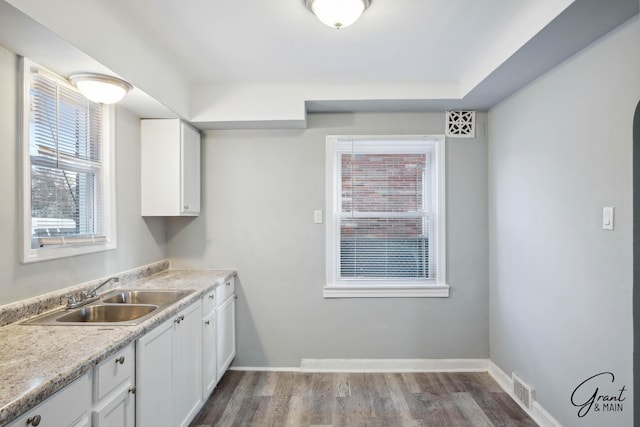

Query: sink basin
[55,304,157,323]
[21,288,195,326]
[101,290,192,305]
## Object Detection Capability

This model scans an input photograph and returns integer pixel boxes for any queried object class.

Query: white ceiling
[0,0,637,129]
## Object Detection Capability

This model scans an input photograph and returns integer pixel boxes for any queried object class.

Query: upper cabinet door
[141,119,201,216]
[181,124,201,215]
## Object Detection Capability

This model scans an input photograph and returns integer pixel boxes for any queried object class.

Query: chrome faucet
[66,277,119,309]
[86,276,119,298]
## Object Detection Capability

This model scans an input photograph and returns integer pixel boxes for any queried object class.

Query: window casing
[325,135,448,298]
[21,59,116,263]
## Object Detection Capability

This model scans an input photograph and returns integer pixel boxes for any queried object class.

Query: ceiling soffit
[0,0,638,129]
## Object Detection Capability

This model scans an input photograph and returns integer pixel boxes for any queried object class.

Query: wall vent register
[445,110,475,138]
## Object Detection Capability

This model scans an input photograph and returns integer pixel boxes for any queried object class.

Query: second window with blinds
[325,135,449,298]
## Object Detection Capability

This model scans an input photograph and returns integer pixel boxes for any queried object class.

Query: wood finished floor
[190,370,538,427]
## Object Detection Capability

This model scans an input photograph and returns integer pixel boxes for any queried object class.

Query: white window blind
[325,136,447,298]
[21,59,116,262]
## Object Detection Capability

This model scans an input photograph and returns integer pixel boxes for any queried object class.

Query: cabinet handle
[226,281,231,287]
[184,205,189,210]
[175,315,185,324]
[208,294,215,299]
[128,386,137,394]
[115,356,125,364]
[27,415,41,426]
[205,320,210,325]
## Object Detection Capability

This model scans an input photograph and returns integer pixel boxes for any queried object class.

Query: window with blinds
[325,136,448,298]
[21,59,116,262]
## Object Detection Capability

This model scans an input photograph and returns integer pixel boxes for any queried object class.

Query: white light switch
[602,207,614,230]
[314,210,323,224]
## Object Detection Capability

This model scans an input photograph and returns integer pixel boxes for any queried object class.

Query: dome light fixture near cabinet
[304,0,370,29]
[68,73,132,104]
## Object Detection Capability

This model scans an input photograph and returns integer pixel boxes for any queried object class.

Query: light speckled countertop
[0,268,235,426]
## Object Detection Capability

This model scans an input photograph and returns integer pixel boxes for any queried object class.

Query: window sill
[22,241,117,264]
[323,284,450,298]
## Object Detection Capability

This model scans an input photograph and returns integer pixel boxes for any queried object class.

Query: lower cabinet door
[174,300,203,427]
[136,300,205,427]
[202,309,217,399]
[136,318,174,427]
[216,295,236,380]
[93,385,135,427]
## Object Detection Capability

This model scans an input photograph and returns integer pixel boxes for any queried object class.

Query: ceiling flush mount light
[305,0,370,29]
[68,73,132,104]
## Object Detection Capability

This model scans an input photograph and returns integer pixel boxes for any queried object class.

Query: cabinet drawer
[202,288,217,315]
[215,277,235,306]
[8,373,91,427]
[95,344,134,401]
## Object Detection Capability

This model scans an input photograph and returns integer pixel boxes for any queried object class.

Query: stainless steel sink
[22,288,195,326]
[22,304,159,326]
[55,304,157,323]
[101,290,192,305]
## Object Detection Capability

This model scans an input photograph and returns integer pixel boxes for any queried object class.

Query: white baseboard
[232,359,489,373]
[301,358,490,372]
[487,360,512,390]
[488,361,562,427]
[229,366,301,372]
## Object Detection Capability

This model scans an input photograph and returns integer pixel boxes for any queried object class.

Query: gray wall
[0,45,167,305]
[488,16,638,427]
[634,98,640,427]
[167,112,489,367]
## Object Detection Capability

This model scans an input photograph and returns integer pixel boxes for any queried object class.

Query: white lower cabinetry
[201,290,217,400]
[174,301,203,426]
[93,386,134,427]
[7,345,136,427]
[136,317,172,427]
[216,277,236,380]
[201,276,236,402]
[136,300,202,427]
[93,344,135,427]
[9,280,237,427]
[7,373,92,427]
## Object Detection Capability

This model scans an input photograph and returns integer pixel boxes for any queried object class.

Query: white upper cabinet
[141,119,201,216]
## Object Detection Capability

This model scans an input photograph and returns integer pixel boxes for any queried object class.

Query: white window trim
[20,58,117,263]
[324,135,448,298]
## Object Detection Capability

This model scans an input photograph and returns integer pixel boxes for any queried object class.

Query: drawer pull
[115,356,125,364]
[27,415,41,426]
[175,315,185,324]
[208,294,215,299]
[226,281,231,287]
[204,320,210,325]
[128,386,137,394]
